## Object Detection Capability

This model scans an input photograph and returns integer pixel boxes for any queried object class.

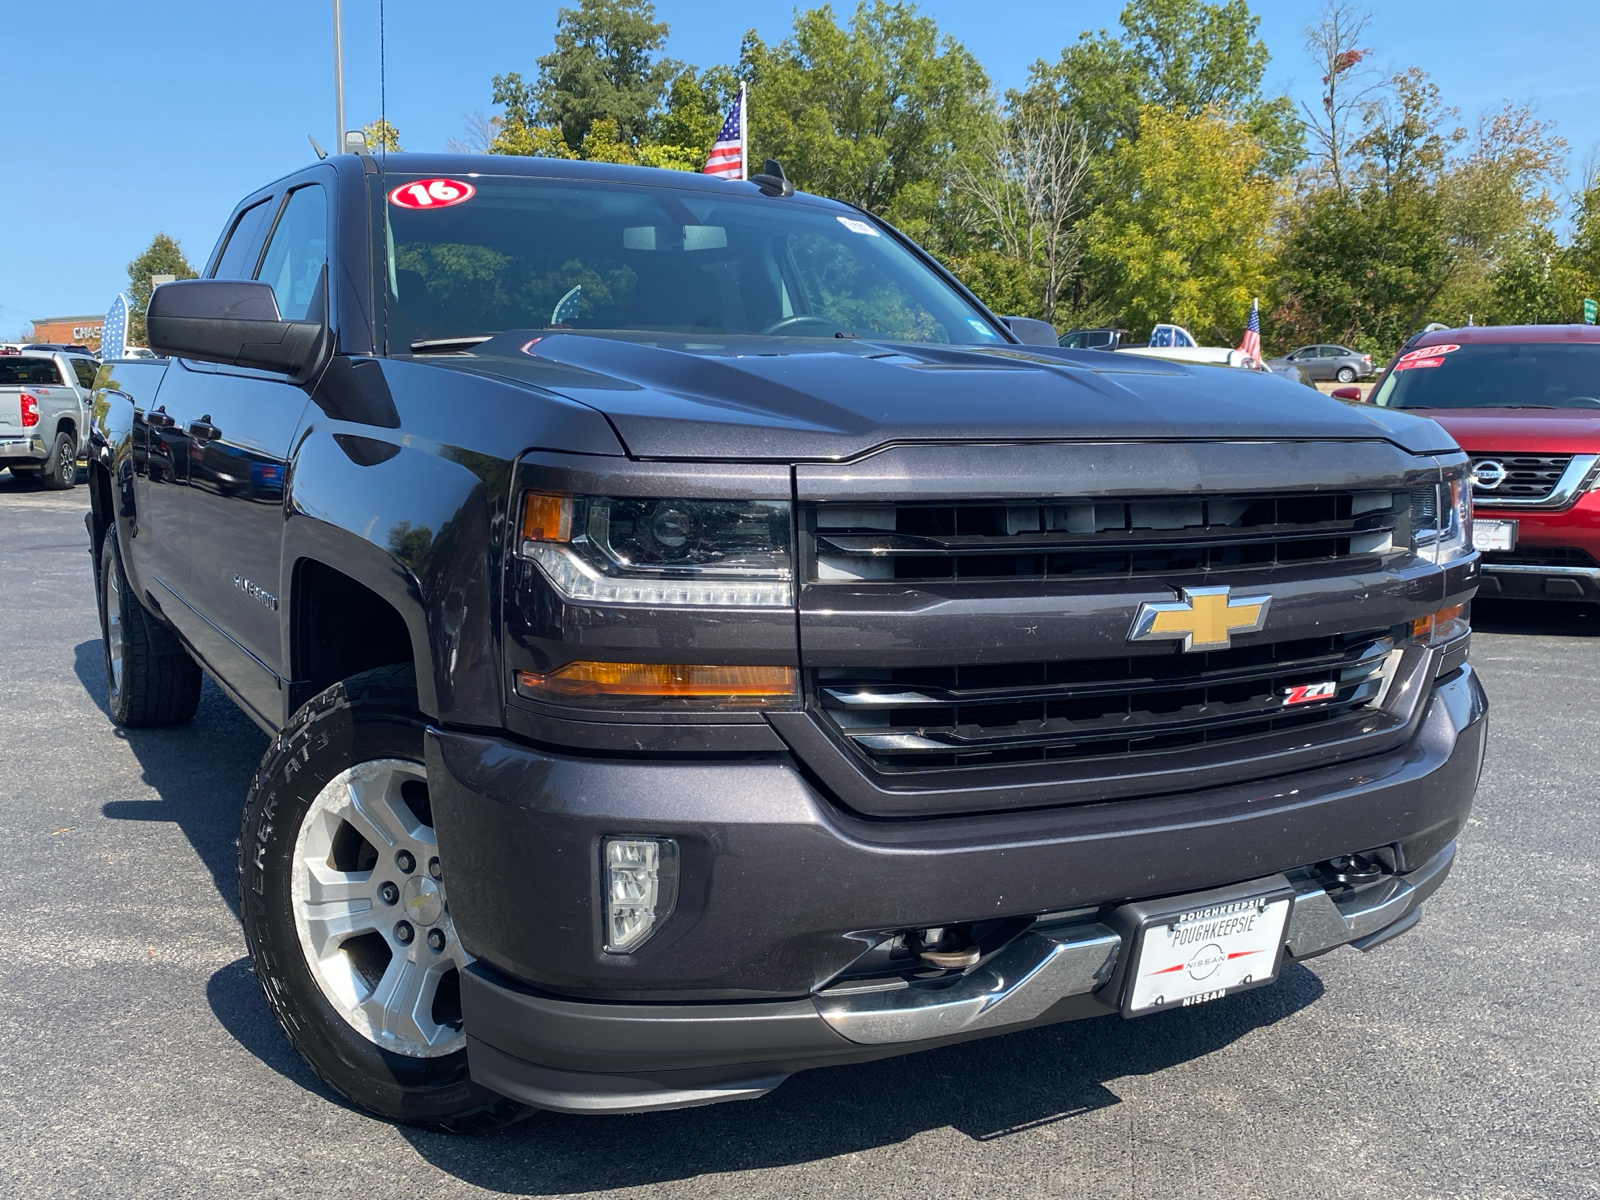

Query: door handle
[146,408,174,429]
[187,418,221,440]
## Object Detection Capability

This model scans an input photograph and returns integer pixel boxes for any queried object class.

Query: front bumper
[429,665,1486,1114]
[1477,492,1600,601]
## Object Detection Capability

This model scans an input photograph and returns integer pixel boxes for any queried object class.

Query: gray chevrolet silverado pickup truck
[86,152,1486,1132]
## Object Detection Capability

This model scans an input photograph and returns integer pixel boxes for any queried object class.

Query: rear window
[0,358,66,386]
[1373,342,1600,410]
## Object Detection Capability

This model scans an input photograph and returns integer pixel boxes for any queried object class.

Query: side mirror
[1000,316,1058,346]
[146,279,327,382]
[1330,385,1363,402]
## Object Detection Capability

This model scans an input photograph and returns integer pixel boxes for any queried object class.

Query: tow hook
[911,926,981,969]
[1323,853,1386,888]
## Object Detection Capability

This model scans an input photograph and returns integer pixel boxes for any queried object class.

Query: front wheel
[1335,366,1357,383]
[40,432,76,489]
[238,665,527,1133]
[100,524,201,726]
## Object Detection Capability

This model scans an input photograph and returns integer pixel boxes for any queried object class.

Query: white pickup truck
[0,349,97,489]
[1118,323,1248,368]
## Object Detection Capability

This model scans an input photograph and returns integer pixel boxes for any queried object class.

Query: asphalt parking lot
[2,476,1597,1200]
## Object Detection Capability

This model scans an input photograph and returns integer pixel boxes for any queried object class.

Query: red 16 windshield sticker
[388,179,476,209]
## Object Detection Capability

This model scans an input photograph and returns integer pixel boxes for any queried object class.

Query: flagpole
[738,81,748,181]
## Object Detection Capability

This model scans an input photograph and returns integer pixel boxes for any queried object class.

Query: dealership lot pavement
[2,477,1596,1200]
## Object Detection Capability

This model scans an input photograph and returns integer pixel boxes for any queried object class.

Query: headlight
[519,492,792,606]
[1411,470,1473,564]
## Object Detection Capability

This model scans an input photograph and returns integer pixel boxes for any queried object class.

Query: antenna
[308,134,328,159]
[332,0,346,149]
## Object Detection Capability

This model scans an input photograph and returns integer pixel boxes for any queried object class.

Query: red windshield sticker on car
[1393,357,1446,371]
[1398,343,1460,363]
[388,179,476,209]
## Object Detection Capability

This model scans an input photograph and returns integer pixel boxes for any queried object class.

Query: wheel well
[87,461,114,567]
[55,416,77,443]
[292,559,417,706]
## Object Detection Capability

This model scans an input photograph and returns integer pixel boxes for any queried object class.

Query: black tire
[1336,366,1357,383]
[238,665,528,1134]
[9,465,39,484]
[40,432,76,489]
[100,524,202,727]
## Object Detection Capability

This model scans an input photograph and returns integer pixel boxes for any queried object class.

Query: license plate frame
[1115,880,1294,1018]
[1473,518,1517,552]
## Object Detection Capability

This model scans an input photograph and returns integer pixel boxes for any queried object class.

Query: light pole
[332,0,346,148]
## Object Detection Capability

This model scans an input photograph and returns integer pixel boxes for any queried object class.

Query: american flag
[101,293,129,360]
[1237,297,1262,367]
[703,83,746,180]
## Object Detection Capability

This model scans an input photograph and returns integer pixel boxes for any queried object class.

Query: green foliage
[740,2,992,221]
[533,0,675,149]
[469,0,1591,357]
[1082,106,1276,341]
[1029,0,1302,175]
[126,232,197,345]
[1273,184,1446,354]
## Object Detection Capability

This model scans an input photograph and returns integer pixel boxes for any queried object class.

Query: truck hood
[1425,407,1600,454]
[432,331,1457,460]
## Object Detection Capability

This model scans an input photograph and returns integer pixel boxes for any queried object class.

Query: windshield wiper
[409,335,494,353]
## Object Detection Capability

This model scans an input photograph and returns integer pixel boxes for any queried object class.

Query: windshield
[377,174,1005,350]
[1372,342,1600,410]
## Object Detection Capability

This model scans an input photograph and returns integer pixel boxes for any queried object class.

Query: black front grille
[816,629,1401,772]
[1468,453,1571,501]
[809,491,1406,583]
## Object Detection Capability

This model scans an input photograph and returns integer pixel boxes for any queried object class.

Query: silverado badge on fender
[1128,585,1272,652]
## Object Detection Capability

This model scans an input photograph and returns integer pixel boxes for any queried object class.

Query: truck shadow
[1471,599,1600,636]
[391,965,1325,1191]
[74,638,270,920]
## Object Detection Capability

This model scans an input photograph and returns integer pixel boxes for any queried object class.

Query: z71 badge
[1282,680,1338,706]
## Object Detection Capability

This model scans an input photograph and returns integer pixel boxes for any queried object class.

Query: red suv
[1368,325,1600,602]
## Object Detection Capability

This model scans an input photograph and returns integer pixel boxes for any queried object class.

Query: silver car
[1268,344,1374,383]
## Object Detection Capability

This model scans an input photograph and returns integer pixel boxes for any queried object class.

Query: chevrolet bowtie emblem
[1128,586,1272,652]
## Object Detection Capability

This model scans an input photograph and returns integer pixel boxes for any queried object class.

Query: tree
[1029,0,1302,175]
[953,101,1093,322]
[1350,67,1460,196]
[1299,1,1376,195]
[1082,105,1276,341]
[533,0,675,150]
[741,2,993,224]
[1273,185,1446,352]
[361,118,402,152]
[126,233,197,345]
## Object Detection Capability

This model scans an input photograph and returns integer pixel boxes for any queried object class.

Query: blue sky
[3,0,1595,331]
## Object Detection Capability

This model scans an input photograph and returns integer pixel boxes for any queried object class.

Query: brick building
[29,314,104,350]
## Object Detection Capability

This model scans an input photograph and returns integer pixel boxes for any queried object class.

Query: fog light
[603,837,678,954]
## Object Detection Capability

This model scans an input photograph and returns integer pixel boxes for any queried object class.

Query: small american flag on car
[1238,297,1262,367]
[703,83,746,180]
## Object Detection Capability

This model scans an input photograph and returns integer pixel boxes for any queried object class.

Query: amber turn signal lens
[1412,603,1466,642]
[521,491,572,543]
[517,661,798,706]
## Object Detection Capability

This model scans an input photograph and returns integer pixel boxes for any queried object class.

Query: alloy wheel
[103,560,125,702]
[290,759,470,1058]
